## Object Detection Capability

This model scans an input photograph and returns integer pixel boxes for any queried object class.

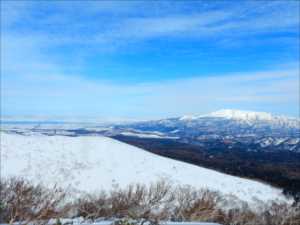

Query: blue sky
[1,0,299,120]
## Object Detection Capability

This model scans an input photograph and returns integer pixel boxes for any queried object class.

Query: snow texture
[179,109,299,128]
[1,132,290,205]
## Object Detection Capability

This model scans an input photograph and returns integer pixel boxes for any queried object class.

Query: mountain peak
[209,109,274,121]
[178,109,299,129]
[179,109,275,121]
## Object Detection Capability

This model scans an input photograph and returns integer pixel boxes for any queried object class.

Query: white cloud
[2,65,299,118]
[2,1,299,47]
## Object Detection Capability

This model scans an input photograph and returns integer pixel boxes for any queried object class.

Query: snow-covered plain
[120,131,179,139]
[1,132,290,205]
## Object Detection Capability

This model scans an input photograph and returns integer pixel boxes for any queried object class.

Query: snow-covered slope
[1,132,289,205]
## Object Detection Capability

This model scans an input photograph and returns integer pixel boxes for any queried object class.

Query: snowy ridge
[179,109,299,128]
[1,132,290,205]
[209,109,274,120]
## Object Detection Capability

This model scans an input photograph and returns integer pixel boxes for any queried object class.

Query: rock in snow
[1,132,290,205]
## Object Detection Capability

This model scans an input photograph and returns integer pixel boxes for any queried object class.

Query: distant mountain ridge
[180,109,299,129]
[2,109,299,152]
[110,109,300,153]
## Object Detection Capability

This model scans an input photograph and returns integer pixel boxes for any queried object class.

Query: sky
[1,0,299,120]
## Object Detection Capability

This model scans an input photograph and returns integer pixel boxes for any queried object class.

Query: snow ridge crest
[179,109,299,128]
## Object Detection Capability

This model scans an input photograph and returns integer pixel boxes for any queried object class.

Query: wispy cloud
[2,66,299,118]
[2,1,299,47]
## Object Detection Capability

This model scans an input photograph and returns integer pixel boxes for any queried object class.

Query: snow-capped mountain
[189,109,299,128]
[1,109,299,152]
[0,132,290,205]
[165,109,299,130]
[210,109,275,120]
[110,109,300,152]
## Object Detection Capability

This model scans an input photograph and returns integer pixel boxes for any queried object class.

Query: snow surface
[1,132,290,205]
[179,109,299,128]
[209,109,274,121]
[120,131,178,139]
